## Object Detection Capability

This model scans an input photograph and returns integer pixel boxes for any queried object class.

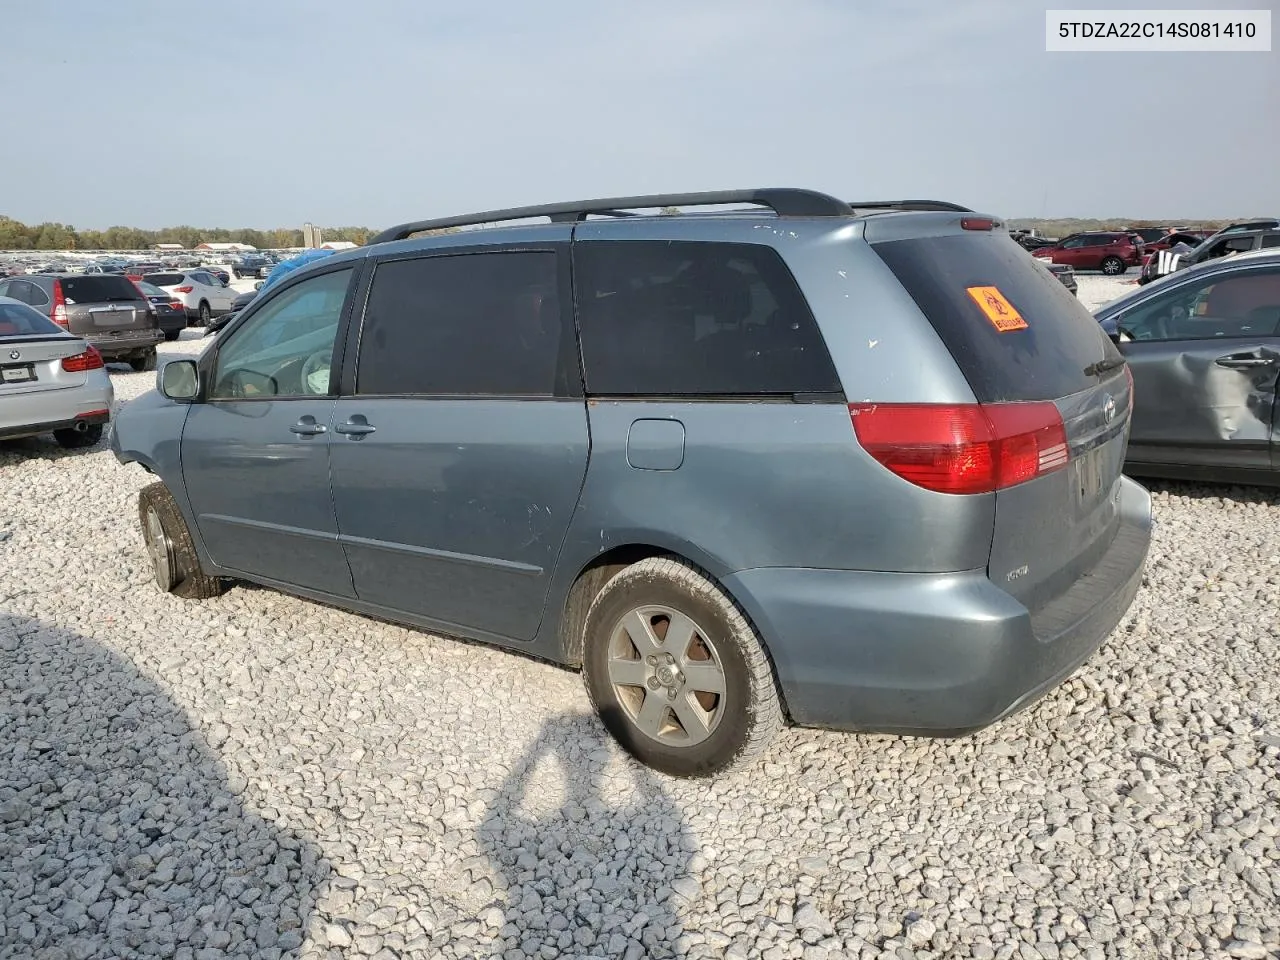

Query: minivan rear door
[871,228,1132,612]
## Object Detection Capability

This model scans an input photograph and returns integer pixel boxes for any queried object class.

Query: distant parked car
[1096,248,1280,486]
[1126,227,1176,246]
[230,255,269,279]
[0,274,163,371]
[1033,232,1145,275]
[132,280,188,341]
[1042,260,1078,295]
[143,270,239,325]
[205,267,232,285]
[1138,221,1280,284]
[0,297,114,449]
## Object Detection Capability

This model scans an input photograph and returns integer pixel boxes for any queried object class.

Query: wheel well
[558,544,794,722]
[559,544,674,667]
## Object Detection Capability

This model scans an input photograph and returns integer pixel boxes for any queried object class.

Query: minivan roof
[369,189,977,245]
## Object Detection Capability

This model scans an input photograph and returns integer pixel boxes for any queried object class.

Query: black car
[134,280,188,341]
[1044,261,1078,296]
[1096,249,1280,486]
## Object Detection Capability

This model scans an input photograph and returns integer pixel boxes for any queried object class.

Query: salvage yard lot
[1,276,1278,960]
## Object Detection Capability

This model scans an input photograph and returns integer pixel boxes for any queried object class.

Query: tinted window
[872,233,1122,402]
[1262,235,1280,249]
[574,241,839,396]
[357,251,567,397]
[136,281,167,297]
[1117,267,1280,342]
[211,268,351,399]
[144,272,186,287]
[3,280,35,304]
[0,300,65,336]
[60,276,142,303]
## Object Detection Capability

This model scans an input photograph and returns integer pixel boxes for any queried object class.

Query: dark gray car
[0,273,163,370]
[1097,248,1280,486]
[110,189,1151,776]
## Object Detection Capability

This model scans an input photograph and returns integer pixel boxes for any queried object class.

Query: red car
[1032,231,1145,275]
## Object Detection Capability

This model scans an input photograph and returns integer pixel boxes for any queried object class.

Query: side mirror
[159,359,198,400]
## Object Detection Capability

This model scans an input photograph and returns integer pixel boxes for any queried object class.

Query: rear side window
[61,276,142,303]
[574,241,840,396]
[144,272,186,287]
[0,301,64,336]
[356,251,570,397]
[872,233,1121,402]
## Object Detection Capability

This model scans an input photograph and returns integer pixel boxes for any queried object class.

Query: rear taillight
[174,285,193,294]
[849,402,1069,495]
[170,300,183,310]
[62,346,104,372]
[51,279,68,327]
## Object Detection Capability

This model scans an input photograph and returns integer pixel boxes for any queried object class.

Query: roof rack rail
[845,200,974,212]
[369,189,854,244]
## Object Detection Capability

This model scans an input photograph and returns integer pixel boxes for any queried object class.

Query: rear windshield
[143,272,186,287]
[136,281,166,297]
[60,275,142,303]
[873,233,1122,402]
[0,301,65,336]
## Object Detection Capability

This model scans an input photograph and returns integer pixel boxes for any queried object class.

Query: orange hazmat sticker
[966,286,1028,332]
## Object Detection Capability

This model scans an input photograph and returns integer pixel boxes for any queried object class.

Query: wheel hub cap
[604,604,728,747]
[144,506,175,590]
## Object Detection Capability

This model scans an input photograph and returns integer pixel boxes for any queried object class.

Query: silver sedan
[0,296,114,449]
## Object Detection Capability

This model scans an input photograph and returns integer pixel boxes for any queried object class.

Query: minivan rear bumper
[723,476,1152,735]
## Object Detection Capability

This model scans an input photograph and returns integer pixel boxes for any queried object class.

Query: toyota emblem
[8,349,18,360]
[1102,395,1117,423]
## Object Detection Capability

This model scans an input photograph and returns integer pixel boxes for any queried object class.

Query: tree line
[0,216,376,251]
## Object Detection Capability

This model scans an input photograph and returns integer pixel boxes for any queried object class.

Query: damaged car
[1096,248,1280,486]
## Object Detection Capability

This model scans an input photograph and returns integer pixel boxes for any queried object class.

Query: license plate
[1075,446,1105,503]
[1,364,35,383]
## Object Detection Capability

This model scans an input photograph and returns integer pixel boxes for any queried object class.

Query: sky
[1,0,1276,230]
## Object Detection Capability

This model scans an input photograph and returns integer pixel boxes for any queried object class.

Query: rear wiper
[1083,357,1126,378]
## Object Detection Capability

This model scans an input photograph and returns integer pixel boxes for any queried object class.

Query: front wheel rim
[144,506,176,590]
[605,605,728,747]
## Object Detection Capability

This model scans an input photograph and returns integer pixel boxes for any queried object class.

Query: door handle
[335,415,376,439]
[1215,355,1275,369]
[289,416,327,436]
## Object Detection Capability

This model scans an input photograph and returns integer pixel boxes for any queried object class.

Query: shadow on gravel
[0,615,328,960]
[478,713,694,960]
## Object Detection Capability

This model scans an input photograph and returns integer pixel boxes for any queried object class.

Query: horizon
[1,0,1276,229]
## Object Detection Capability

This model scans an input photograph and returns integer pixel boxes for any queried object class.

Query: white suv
[142,270,238,325]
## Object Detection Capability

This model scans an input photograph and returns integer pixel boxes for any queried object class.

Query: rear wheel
[138,482,225,599]
[1101,256,1125,275]
[163,329,180,342]
[198,301,211,325]
[53,424,103,449]
[129,349,157,372]
[581,557,783,777]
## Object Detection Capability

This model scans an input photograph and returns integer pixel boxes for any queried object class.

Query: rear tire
[129,349,157,372]
[1101,256,1125,276]
[53,424,103,449]
[581,557,783,778]
[198,301,211,326]
[164,329,180,342]
[138,482,225,599]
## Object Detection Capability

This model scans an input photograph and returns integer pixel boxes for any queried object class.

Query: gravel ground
[3,279,1278,960]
